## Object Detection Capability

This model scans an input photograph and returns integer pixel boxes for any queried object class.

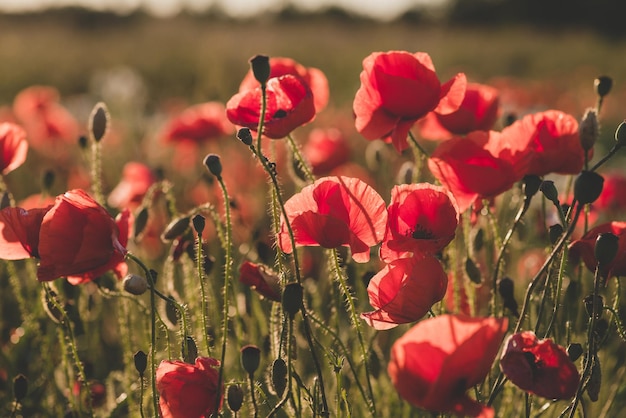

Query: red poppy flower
[361,255,447,330]
[380,183,458,262]
[593,171,626,213]
[12,86,79,159]
[303,128,350,175]
[156,356,223,418]
[161,102,234,144]
[500,331,579,400]
[569,221,626,279]
[107,162,157,211]
[239,57,329,112]
[0,122,28,175]
[353,51,466,153]
[226,74,316,139]
[239,260,281,302]
[419,82,500,140]
[428,130,531,212]
[0,189,128,282]
[276,176,387,263]
[389,314,508,417]
[501,110,584,176]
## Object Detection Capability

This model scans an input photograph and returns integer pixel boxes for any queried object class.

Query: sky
[0,0,445,20]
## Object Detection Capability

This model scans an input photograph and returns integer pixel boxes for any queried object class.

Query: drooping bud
[282,283,303,318]
[584,294,604,319]
[539,180,559,205]
[579,108,599,152]
[133,207,149,239]
[615,120,626,148]
[472,228,484,253]
[182,336,198,364]
[42,170,55,192]
[574,171,604,205]
[123,274,148,295]
[237,127,253,146]
[134,350,148,376]
[227,384,244,412]
[567,343,583,362]
[249,55,271,85]
[241,345,261,376]
[161,216,190,242]
[549,224,564,245]
[13,374,28,402]
[203,154,222,179]
[595,232,619,268]
[594,76,613,98]
[465,257,482,284]
[89,102,110,142]
[522,175,542,199]
[271,358,288,397]
[498,277,519,317]
[192,214,205,236]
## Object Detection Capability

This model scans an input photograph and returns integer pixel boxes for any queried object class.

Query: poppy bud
[161,216,190,242]
[472,228,484,253]
[549,224,564,245]
[498,277,519,317]
[594,232,619,267]
[587,354,601,402]
[134,350,147,376]
[594,76,613,98]
[89,102,110,142]
[539,180,559,205]
[78,134,89,149]
[227,384,244,412]
[396,161,415,185]
[165,295,179,328]
[249,55,271,85]
[183,336,198,364]
[522,175,542,199]
[123,274,148,295]
[615,120,626,147]
[574,171,604,205]
[567,343,583,362]
[503,112,517,127]
[42,170,55,192]
[134,207,149,239]
[579,108,599,152]
[584,294,604,319]
[368,350,381,379]
[0,192,10,210]
[241,345,261,376]
[465,257,482,284]
[13,374,27,402]
[203,154,222,179]
[271,358,288,397]
[282,283,303,318]
[237,127,253,146]
[192,214,205,236]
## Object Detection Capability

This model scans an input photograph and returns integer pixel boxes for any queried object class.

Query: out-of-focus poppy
[0,122,28,175]
[156,357,223,418]
[353,50,466,153]
[361,255,447,330]
[419,82,500,140]
[276,176,387,263]
[388,314,508,417]
[594,171,626,214]
[380,183,458,262]
[569,221,626,279]
[239,57,329,112]
[239,261,281,302]
[500,331,579,400]
[227,75,316,140]
[160,102,234,144]
[108,162,156,211]
[0,189,128,283]
[303,128,350,175]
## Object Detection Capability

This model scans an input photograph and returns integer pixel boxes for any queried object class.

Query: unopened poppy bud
[227,384,244,412]
[78,134,89,149]
[579,108,598,152]
[396,161,415,185]
[584,294,604,319]
[123,274,148,295]
[42,170,55,192]
[549,224,564,245]
[522,175,542,199]
[13,374,27,402]
[165,296,179,328]
[192,214,205,236]
[0,192,10,210]
[203,153,222,178]
[271,358,288,396]
[567,343,583,362]
[615,120,626,147]
[587,354,601,402]
[472,228,484,253]
[282,283,303,318]
[161,216,190,241]
[574,171,604,205]
[465,257,482,284]
[504,113,517,127]
[241,344,261,376]
[539,180,559,205]
[368,350,381,379]
[183,336,198,364]
[594,76,613,98]
[498,277,519,316]
[595,232,619,267]
[237,127,253,146]
[134,207,149,239]
[134,350,148,376]
[89,102,110,142]
[249,54,271,85]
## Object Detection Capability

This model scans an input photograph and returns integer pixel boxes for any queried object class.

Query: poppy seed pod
[615,120,626,147]
[227,384,244,412]
[249,55,271,85]
[134,350,148,376]
[522,175,542,199]
[594,76,613,98]
[579,108,598,152]
[539,180,559,205]
[282,283,303,318]
[161,216,191,241]
[123,274,148,295]
[271,358,288,396]
[574,171,604,205]
[89,102,110,142]
[183,336,198,364]
[203,154,222,178]
[237,127,253,146]
[133,207,149,239]
[13,374,28,402]
[498,277,519,316]
[192,214,205,236]
[595,232,619,267]
[241,345,261,376]
[567,343,583,362]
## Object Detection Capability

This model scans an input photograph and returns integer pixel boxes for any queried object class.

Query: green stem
[91,139,104,206]
[287,133,315,183]
[196,232,211,356]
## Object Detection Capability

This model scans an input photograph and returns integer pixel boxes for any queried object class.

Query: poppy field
[3,13,626,418]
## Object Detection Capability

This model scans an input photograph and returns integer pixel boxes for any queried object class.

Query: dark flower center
[273,109,288,119]
[411,225,434,240]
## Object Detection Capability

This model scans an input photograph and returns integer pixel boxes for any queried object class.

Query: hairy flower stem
[287,133,314,183]
[91,140,104,206]
[408,131,430,183]
[196,232,211,356]
[267,318,294,418]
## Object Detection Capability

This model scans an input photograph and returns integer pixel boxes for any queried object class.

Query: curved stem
[287,133,315,183]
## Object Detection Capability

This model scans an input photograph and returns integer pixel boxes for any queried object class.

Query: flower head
[156,357,222,418]
[0,122,28,175]
[277,176,387,263]
[388,314,508,417]
[107,162,156,211]
[500,331,580,400]
[161,102,234,144]
[353,51,466,152]
[239,261,281,302]
[303,128,350,175]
